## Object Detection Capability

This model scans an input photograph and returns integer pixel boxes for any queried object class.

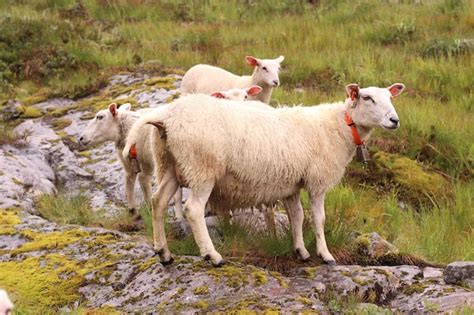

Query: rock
[2,207,473,313]
[1,99,23,120]
[444,261,474,289]
[231,207,290,237]
[350,232,398,260]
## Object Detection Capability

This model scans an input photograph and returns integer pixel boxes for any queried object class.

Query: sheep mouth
[382,124,399,130]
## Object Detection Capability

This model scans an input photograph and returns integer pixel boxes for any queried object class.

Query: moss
[143,76,176,89]
[17,105,43,118]
[443,287,455,293]
[0,255,84,311]
[153,278,173,294]
[80,112,96,120]
[251,270,268,286]
[296,296,313,306]
[17,95,48,107]
[11,177,24,186]
[108,158,118,164]
[13,229,91,254]
[403,282,427,295]
[352,276,370,286]
[374,268,393,278]
[193,285,209,295]
[49,107,69,117]
[78,151,92,158]
[108,84,135,98]
[206,264,249,288]
[0,209,20,235]
[50,118,72,131]
[304,267,318,279]
[373,152,452,206]
[269,271,288,288]
[138,257,159,272]
[192,300,209,309]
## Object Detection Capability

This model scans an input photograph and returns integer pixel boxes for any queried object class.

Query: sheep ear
[118,103,132,112]
[211,92,226,99]
[388,83,405,98]
[275,55,284,63]
[345,84,360,101]
[246,56,259,67]
[108,103,118,117]
[247,85,262,96]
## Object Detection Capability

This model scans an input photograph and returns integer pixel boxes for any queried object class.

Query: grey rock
[444,261,474,289]
[2,99,23,120]
[350,232,398,259]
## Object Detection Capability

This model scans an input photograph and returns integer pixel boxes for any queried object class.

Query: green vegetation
[36,193,98,226]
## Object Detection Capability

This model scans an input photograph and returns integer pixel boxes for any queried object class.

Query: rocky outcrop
[0,71,181,216]
[1,209,473,313]
[444,261,474,289]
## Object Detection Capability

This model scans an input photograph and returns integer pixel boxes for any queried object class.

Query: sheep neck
[115,113,139,150]
[336,103,373,161]
[250,67,273,104]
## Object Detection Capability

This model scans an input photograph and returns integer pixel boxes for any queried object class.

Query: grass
[0,0,472,285]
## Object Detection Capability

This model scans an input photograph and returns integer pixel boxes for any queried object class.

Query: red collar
[344,111,364,146]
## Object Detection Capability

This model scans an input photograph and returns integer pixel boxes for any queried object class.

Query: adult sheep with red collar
[126,83,405,266]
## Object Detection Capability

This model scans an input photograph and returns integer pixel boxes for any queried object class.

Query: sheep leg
[283,192,310,261]
[151,167,179,265]
[173,187,184,220]
[184,181,224,267]
[263,204,277,237]
[125,171,138,216]
[138,172,152,209]
[309,192,336,265]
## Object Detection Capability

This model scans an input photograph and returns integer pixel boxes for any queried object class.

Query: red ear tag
[129,144,137,160]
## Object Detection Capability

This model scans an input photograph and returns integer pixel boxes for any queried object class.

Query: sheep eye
[245,95,248,99]
[362,95,374,102]
[262,67,268,71]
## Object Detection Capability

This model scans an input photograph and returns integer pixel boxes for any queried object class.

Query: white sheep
[79,87,264,220]
[127,83,405,266]
[211,85,262,101]
[79,103,184,219]
[180,55,284,104]
[0,289,13,315]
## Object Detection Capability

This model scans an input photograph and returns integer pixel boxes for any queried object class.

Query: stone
[444,261,474,289]
[351,232,398,259]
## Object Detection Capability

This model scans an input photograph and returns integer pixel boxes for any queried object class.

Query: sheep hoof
[212,259,226,267]
[160,256,174,266]
[204,254,225,267]
[154,248,173,265]
[294,248,310,262]
[326,260,337,266]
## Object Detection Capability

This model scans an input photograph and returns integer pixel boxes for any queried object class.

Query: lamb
[180,55,284,104]
[79,87,265,220]
[78,103,184,219]
[127,83,405,266]
[211,85,262,101]
[0,289,13,315]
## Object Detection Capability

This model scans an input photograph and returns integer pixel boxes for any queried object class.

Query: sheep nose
[389,117,399,126]
[273,80,279,86]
